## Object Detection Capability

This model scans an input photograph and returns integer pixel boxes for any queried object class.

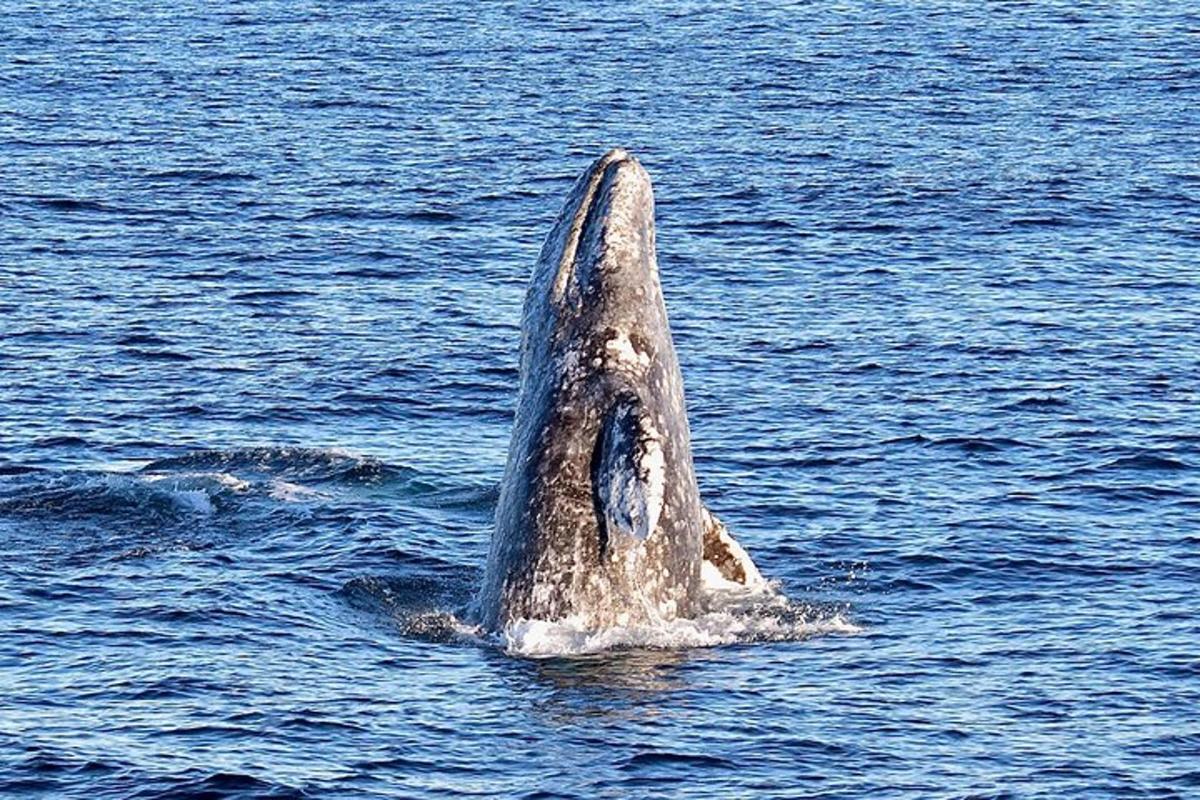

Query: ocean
[2,2,1198,797]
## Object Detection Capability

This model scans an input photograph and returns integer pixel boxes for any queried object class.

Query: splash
[344,572,857,658]
[500,603,858,658]
[499,583,859,657]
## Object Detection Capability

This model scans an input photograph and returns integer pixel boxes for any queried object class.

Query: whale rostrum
[473,149,766,631]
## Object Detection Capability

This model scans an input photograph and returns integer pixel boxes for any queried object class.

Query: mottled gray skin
[474,149,754,631]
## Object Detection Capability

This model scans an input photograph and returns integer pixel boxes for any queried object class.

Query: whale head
[519,148,667,392]
[475,149,763,632]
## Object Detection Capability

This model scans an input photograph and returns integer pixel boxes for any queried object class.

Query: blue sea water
[2,1,1199,797]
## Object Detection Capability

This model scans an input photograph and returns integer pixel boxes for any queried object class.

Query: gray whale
[474,149,765,632]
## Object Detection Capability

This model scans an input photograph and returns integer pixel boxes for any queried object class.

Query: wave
[339,573,481,644]
[122,348,194,362]
[229,288,316,302]
[0,471,247,521]
[299,207,457,223]
[33,197,111,213]
[140,446,412,486]
[123,770,306,800]
[1046,450,1193,481]
[142,447,496,509]
[1005,395,1070,410]
[1102,453,1191,472]
[689,218,796,235]
[115,333,172,347]
[622,752,736,769]
[147,168,258,183]
[0,447,494,529]
[881,433,1035,452]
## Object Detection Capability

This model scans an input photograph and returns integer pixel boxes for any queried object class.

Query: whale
[473,148,766,632]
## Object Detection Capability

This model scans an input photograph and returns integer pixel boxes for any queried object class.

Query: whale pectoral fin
[591,397,666,554]
[701,507,767,589]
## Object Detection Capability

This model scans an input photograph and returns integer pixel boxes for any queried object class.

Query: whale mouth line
[553,149,639,303]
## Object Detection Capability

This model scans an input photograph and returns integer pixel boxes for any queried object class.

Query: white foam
[268,479,328,502]
[93,459,154,473]
[136,471,253,515]
[500,599,860,658]
[167,488,214,515]
[143,471,250,492]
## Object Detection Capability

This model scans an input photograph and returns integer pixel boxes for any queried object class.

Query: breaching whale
[473,148,766,632]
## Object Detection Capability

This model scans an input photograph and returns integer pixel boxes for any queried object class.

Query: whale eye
[589,395,665,557]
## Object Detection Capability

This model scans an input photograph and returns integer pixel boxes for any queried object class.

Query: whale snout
[550,149,657,311]
[591,149,653,216]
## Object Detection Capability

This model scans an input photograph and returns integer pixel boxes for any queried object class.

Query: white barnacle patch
[557,344,587,379]
[604,330,651,370]
[637,418,666,538]
[594,400,666,544]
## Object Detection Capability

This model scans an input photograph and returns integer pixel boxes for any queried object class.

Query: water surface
[2,1,1199,797]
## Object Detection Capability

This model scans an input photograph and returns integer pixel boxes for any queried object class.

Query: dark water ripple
[3,1,1200,798]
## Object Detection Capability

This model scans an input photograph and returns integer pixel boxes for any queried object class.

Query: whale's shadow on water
[526,649,696,693]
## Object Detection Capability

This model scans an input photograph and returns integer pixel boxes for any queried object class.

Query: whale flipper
[591,396,666,553]
[701,507,766,589]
